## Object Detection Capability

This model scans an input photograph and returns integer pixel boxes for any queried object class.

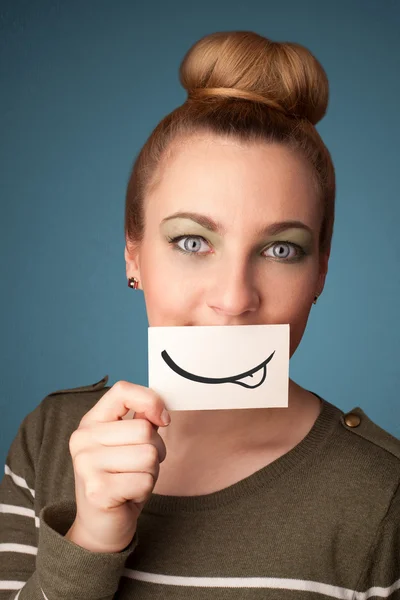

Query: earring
[128,277,139,290]
[313,293,319,305]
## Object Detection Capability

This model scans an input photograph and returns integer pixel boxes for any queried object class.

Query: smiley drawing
[160,350,275,389]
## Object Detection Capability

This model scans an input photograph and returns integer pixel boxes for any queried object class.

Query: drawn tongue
[236,364,265,388]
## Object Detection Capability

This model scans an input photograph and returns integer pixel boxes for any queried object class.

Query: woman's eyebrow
[161,211,313,237]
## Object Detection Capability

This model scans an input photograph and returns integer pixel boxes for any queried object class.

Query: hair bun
[179,31,329,126]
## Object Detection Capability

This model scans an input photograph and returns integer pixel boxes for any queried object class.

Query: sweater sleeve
[0,398,138,600]
[354,480,400,598]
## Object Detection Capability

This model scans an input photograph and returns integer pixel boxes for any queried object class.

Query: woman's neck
[157,379,322,463]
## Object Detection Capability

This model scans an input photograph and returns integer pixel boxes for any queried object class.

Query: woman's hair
[125,31,335,256]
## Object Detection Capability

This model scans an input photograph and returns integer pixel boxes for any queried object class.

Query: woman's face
[125,135,329,358]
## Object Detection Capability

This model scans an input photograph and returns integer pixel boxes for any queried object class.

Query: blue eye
[264,242,303,260]
[167,235,210,256]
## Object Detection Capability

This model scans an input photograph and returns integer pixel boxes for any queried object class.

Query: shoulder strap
[48,375,109,396]
[340,407,400,461]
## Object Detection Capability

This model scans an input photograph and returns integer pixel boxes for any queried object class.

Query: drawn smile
[160,350,275,389]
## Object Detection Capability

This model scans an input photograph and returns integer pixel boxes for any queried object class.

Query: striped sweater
[1,375,400,599]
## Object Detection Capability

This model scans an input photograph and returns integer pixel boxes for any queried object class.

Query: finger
[77,420,167,463]
[88,445,160,480]
[80,381,168,428]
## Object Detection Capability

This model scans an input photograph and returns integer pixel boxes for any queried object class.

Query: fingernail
[161,408,171,425]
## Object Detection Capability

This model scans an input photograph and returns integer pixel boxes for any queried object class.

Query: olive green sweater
[1,375,400,599]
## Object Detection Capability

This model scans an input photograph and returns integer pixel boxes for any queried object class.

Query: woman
[1,31,399,600]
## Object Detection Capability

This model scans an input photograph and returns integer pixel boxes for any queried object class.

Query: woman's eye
[263,242,301,260]
[171,235,210,254]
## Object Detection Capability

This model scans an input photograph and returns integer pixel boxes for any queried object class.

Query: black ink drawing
[161,350,275,389]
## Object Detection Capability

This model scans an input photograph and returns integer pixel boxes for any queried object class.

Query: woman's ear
[125,240,141,282]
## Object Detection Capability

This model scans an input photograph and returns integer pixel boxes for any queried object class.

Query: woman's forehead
[147,139,321,231]
[155,137,316,199]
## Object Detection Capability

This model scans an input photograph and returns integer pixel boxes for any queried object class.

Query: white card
[148,324,289,411]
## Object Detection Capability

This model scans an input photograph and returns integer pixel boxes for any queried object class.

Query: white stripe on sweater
[0,581,25,590]
[1,574,399,598]
[1,503,35,519]
[122,570,400,599]
[0,543,37,555]
[4,465,35,498]
[0,503,40,528]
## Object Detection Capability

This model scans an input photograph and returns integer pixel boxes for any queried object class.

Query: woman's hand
[65,380,171,553]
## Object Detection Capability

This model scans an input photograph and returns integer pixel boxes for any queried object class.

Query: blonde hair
[125,31,335,256]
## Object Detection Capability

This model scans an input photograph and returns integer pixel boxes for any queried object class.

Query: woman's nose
[206,261,260,317]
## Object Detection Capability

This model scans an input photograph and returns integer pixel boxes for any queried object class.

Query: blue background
[1,0,399,465]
